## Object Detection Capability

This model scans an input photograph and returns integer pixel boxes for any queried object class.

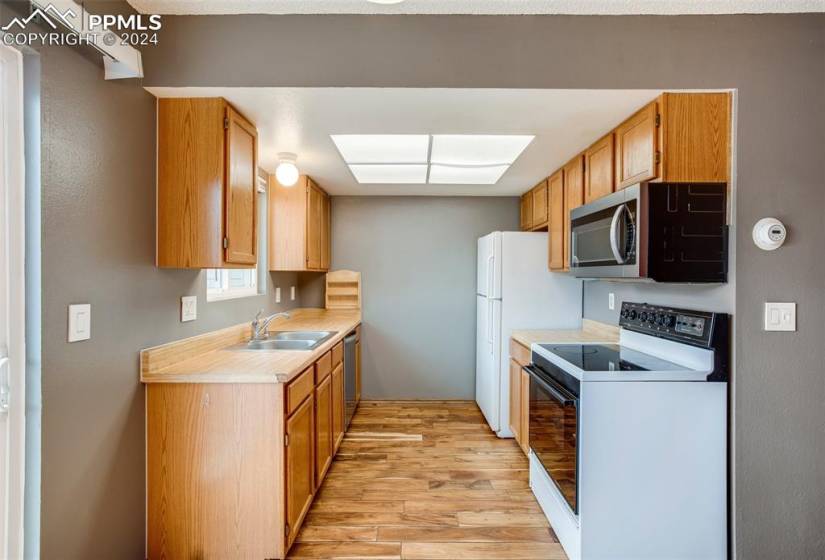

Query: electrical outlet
[181,296,197,322]
[764,302,796,331]
[291,286,296,301]
[608,292,615,311]
[275,287,281,303]
[68,304,91,342]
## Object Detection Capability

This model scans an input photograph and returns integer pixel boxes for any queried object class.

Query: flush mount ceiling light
[275,152,299,186]
[430,135,535,166]
[331,134,534,185]
[428,164,510,185]
[331,134,429,164]
[348,164,428,184]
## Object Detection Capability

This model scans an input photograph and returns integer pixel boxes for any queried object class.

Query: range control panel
[619,302,717,348]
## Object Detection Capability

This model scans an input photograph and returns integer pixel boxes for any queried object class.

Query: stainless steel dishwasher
[343,331,358,428]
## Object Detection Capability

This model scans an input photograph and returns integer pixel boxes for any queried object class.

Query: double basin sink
[246,330,337,351]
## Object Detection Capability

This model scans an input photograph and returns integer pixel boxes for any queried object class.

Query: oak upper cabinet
[157,98,258,268]
[531,179,549,229]
[562,155,585,272]
[285,393,314,548]
[615,93,731,189]
[520,192,533,231]
[269,175,331,271]
[547,170,565,271]
[584,132,615,203]
[615,101,659,189]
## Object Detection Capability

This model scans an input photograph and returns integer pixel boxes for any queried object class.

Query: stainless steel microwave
[569,183,728,282]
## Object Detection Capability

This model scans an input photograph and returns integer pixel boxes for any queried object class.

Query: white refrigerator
[476,231,583,437]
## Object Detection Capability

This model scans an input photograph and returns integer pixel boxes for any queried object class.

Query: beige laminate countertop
[511,319,619,348]
[140,308,361,384]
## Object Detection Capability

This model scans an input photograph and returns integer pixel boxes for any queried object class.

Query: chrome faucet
[251,309,290,341]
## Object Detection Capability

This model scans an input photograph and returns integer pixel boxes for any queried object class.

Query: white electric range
[525,302,729,560]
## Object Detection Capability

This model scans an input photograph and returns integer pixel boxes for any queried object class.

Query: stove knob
[666,315,676,328]
[621,309,629,319]
[629,310,638,320]
[657,315,666,326]
[640,311,648,322]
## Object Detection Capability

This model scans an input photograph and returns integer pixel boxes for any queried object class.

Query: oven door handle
[523,365,577,406]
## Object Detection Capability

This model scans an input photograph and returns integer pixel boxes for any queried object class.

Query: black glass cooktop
[538,344,687,372]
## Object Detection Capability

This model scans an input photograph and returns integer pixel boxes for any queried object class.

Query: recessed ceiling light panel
[348,164,428,184]
[331,134,429,164]
[428,164,510,185]
[430,135,534,166]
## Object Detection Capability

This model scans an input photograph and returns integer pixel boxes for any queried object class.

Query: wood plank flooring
[290,401,566,560]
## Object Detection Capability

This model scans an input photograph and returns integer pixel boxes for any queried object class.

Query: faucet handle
[255,309,264,321]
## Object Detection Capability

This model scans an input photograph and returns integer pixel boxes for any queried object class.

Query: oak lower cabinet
[269,175,331,271]
[355,337,362,404]
[156,97,258,268]
[332,362,345,452]
[314,373,333,483]
[286,393,315,549]
[147,330,357,559]
[509,338,531,455]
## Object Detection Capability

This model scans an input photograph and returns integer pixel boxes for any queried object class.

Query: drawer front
[331,341,343,367]
[287,366,314,416]
[315,350,332,383]
[509,338,531,366]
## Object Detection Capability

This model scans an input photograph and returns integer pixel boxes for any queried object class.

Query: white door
[0,44,26,560]
[476,295,501,432]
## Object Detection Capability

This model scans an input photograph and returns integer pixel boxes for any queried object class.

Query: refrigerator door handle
[487,299,493,351]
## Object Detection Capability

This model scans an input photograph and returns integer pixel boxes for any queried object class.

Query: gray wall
[9,8,822,559]
[332,197,518,399]
[140,13,825,559]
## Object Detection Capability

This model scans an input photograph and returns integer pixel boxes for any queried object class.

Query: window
[206,268,258,301]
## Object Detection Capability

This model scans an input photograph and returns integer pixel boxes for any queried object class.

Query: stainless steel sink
[271,331,334,342]
[245,330,337,351]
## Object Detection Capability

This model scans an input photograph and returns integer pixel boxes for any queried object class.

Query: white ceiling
[145,87,667,196]
[128,0,825,15]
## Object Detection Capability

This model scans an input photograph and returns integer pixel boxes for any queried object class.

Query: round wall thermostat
[752,218,787,251]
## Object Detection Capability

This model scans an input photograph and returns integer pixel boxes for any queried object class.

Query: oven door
[570,184,641,278]
[526,364,580,515]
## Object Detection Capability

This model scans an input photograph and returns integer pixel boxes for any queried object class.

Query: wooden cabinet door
[531,180,548,228]
[306,182,323,270]
[520,193,533,231]
[547,170,565,271]
[315,374,333,483]
[585,133,615,203]
[332,362,344,452]
[224,106,258,265]
[320,192,331,271]
[615,101,659,189]
[509,359,522,447]
[563,155,585,272]
[285,394,314,546]
[519,369,530,454]
[355,340,362,404]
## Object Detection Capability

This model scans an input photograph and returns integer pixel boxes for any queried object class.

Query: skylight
[331,134,534,185]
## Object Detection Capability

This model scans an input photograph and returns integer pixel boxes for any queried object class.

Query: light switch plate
[608,292,615,311]
[290,286,296,301]
[181,296,197,322]
[764,302,796,331]
[275,287,281,303]
[68,304,91,342]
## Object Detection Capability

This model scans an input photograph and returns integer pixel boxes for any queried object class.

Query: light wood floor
[290,401,566,560]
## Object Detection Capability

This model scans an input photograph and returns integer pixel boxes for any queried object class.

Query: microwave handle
[609,204,628,264]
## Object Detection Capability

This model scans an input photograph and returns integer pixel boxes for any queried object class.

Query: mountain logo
[1,4,76,32]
